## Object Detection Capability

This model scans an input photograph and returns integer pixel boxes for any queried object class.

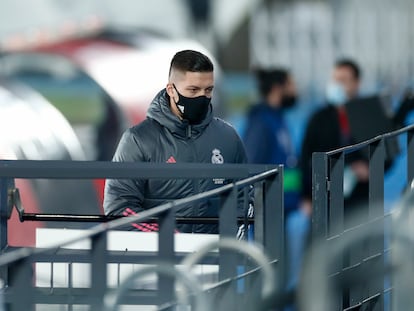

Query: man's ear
[166,83,176,99]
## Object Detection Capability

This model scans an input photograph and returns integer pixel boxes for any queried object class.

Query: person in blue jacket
[243,68,309,298]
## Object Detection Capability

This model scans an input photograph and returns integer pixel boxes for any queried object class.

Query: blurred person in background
[300,59,369,225]
[96,93,124,161]
[243,68,308,296]
[104,50,248,234]
[394,88,414,129]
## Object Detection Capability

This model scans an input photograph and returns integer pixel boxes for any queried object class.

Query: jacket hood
[146,89,213,138]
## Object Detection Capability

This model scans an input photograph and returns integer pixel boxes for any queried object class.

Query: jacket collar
[146,89,213,139]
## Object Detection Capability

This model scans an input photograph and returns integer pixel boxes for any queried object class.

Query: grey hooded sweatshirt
[103,89,247,233]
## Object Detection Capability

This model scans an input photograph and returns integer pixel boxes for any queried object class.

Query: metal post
[0,178,10,251]
[91,231,107,311]
[312,152,329,241]
[8,258,33,311]
[329,153,344,236]
[394,128,414,311]
[367,139,385,311]
[407,129,414,184]
[219,186,238,280]
[218,187,238,311]
[328,153,346,308]
[251,166,283,306]
[253,166,283,253]
[264,165,284,289]
[158,209,175,305]
[0,178,11,287]
[312,152,342,308]
[369,140,385,218]
[254,182,265,244]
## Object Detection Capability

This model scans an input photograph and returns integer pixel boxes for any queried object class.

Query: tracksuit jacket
[104,89,248,233]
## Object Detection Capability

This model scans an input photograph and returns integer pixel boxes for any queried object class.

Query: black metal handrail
[0,167,278,266]
[158,259,279,311]
[19,214,255,224]
[325,123,414,156]
[311,123,414,311]
[0,161,269,179]
[0,161,284,310]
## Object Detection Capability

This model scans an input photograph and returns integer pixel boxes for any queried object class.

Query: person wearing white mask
[300,59,369,227]
[326,59,361,106]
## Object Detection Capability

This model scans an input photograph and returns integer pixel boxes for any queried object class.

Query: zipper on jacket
[186,125,192,138]
[186,124,200,232]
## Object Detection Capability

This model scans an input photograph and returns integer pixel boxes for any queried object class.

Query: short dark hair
[169,50,214,76]
[335,58,361,80]
[255,68,289,97]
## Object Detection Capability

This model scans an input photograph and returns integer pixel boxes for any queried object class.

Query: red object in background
[0,32,220,242]
[8,179,42,247]
[93,178,106,212]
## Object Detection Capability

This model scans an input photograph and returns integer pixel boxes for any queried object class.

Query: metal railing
[0,161,285,310]
[310,123,414,311]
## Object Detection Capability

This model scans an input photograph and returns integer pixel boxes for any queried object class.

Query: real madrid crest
[211,148,224,164]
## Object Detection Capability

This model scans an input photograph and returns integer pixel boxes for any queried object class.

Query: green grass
[43,94,105,125]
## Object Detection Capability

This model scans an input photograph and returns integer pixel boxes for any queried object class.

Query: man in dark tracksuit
[104,50,247,234]
[301,59,368,227]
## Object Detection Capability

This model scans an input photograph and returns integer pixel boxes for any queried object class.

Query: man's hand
[300,199,312,217]
[351,161,369,182]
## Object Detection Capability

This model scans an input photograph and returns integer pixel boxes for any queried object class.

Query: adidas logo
[166,156,177,163]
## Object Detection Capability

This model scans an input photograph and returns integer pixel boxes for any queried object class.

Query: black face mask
[281,94,297,109]
[173,84,211,124]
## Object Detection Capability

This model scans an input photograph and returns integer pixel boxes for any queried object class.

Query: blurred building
[250,0,414,102]
[0,0,259,54]
[1,0,414,107]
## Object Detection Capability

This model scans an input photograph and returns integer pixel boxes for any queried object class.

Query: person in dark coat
[243,68,307,292]
[104,50,248,234]
[301,59,369,225]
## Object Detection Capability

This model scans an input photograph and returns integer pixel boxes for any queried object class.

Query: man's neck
[169,97,183,120]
